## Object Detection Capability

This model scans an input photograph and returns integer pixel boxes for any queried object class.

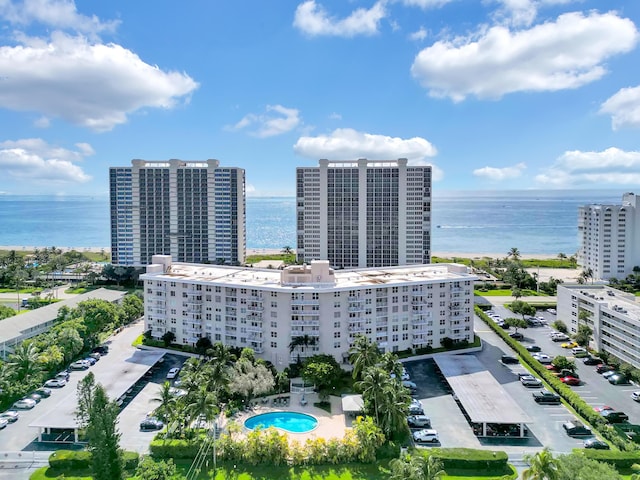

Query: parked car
[560,376,581,386]
[583,357,603,365]
[533,354,552,364]
[519,374,542,388]
[27,393,42,403]
[547,308,557,314]
[55,371,70,381]
[407,415,431,428]
[89,352,101,360]
[402,380,418,393]
[525,345,542,352]
[563,420,591,436]
[409,399,424,416]
[13,398,36,409]
[44,378,67,388]
[83,357,97,366]
[140,417,164,431]
[501,355,519,365]
[533,391,561,404]
[571,347,589,358]
[412,428,439,443]
[602,370,619,379]
[0,418,7,430]
[593,405,614,413]
[584,438,609,450]
[600,411,629,423]
[509,332,524,340]
[608,374,630,385]
[596,364,615,374]
[551,333,570,342]
[631,391,640,402]
[0,410,19,423]
[561,341,578,349]
[92,345,109,355]
[70,360,90,370]
[166,367,180,379]
[34,387,52,398]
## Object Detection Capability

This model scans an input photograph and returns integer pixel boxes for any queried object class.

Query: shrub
[427,447,508,470]
[376,441,401,460]
[578,449,640,468]
[123,450,140,470]
[149,438,202,459]
[48,449,92,469]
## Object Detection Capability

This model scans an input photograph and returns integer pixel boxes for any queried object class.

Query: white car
[0,410,19,423]
[166,367,180,379]
[402,380,417,391]
[631,391,640,402]
[13,398,36,410]
[413,428,439,443]
[0,418,7,429]
[547,308,556,314]
[533,354,552,364]
[44,378,67,388]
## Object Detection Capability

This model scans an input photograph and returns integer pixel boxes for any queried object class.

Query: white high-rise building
[142,257,475,368]
[578,193,640,281]
[296,159,432,268]
[110,159,245,266]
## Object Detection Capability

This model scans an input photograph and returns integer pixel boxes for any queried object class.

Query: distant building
[557,284,640,369]
[141,256,475,368]
[109,159,245,266]
[296,159,432,268]
[578,193,640,281]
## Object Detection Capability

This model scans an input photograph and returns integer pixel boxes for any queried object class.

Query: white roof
[434,355,532,425]
[341,394,364,413]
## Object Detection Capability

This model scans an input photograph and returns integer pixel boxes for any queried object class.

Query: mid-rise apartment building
[578,193,640,281]
[296,158,431,268]
[557,284,640,369]
[142,256,475,367]
[110,159,245,266]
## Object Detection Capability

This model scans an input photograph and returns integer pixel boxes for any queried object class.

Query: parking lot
[402,309,614,455]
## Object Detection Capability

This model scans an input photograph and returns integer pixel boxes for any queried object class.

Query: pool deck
[228,392,348,443]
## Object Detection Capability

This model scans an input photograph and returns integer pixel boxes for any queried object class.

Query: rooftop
[563,284,640,323]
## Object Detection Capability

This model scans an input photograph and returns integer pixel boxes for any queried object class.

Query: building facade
[557,284,640,369]
[296,159,432,268]
[110,159,245,266]
[142,256,475,368]
[578,193,640,281]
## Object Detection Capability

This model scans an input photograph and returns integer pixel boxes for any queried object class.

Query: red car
[593,405,614,413]
[561,376,581,386]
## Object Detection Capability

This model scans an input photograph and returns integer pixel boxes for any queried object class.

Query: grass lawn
[443,465,518,479]
[475,289,538,296]
[246,253,295,264]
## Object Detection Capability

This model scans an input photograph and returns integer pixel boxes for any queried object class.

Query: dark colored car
[600,411,629,423]
[509,332,524,340]
[563,420,591,436]
[596,364,615,374]
[608,374,630,385]
[140,417,164,431]
[92,345,109,355]
[583,356,603,366]
[34,387,52,398]
[501,355,519,365]
[584,438,610,450]
[526,345,542,352]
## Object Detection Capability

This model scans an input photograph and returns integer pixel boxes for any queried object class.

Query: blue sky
[0,0,639,196]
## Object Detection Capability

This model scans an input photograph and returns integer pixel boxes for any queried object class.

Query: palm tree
[349,335,380,379]
[522,447,559,480]
[355,366,388,425]
[389,454,445,480]
[379,351,402,379]
[185,384,218,428]
[281,246,294,255]
[8,342,42,380]
[378,380,411,439]
[507,247,521,261]
[150,381,177,422]
[288,334,317,355]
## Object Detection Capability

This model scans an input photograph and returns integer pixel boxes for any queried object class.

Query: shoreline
[0,245,563,260]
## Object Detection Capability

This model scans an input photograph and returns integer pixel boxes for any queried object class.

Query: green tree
[56,327,84,363]
[355,366,388,425]
[523,447,559,480]
[288,334,317,355]
[350,416,385,463]
[507,247,521,261]
[120,294,144,325]
[378,379,411,440]
[185,383,218,427]
[504,317,528,334]
[161,331,176,347]
[195,336,213,355]
[8,342,42,381]
[228,358,274,402]
[349,335,380,380]
[136,457,177,480]
[511,300,536,321]
[78,299,119,334]
[574,324,593,347]
[379,351,402,380]
[551,356,575,373]
[551,320,568,333]
[282,246,293,255]
[0,305,16,320]
[76,372,96,428]
[150,381,177,423]
[87,384,124,480]
[302,354,342,400]
[556,452,622,480]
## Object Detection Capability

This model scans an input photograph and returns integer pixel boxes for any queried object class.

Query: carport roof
[434,355,532,425]
[341,394,364,413]
[29,348,165,430]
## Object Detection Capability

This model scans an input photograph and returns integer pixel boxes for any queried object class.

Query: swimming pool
[244,411,318,433]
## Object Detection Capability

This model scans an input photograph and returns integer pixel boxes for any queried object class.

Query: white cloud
[491,0,538,27]
[0,138,92,183]
[411,11,638,102]
[399,0,456,8]
[0,32,199,131]
[33,116,50,128]
[328,112,342,120]
[409,27,428,41]
[600,85,640,130]
[228,105,301,138]
[473,162,526,180]
[0,0,119,36]
[293,0,386,37]
[293,128,443,179]
[535,147,640,186]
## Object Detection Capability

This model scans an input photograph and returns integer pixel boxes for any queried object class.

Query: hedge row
[150,438,203,459]
[426,448,508,470]
[577,449,640,468]
[48,449,139,470]
[474,306,635,451]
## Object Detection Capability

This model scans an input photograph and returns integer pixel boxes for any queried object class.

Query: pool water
[244,411,318,433]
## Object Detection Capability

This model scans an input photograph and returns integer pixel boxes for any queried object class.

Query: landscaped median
[422,448,517,479]
[475,306,635,451]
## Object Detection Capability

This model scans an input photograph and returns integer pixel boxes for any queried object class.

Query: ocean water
[0,190,625,254]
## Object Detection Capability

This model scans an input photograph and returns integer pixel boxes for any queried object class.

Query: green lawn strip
[132,333,144,347]
[443,464,518,479]
[246,253,295,264]
[474,289,538,297]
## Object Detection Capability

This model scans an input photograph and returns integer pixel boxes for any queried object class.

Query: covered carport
[29,348,165,443]
[434,355,532,438]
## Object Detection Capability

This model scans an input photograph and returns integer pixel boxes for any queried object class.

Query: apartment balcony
[376,320,388,327]
[292,310,320,317]
[187,336,201,344]
[184,327,202,335]
[378,341,388,348]
[249,295,264,302]
[348,306,365,313]
[247,334,263,342]
[412,337,427,346]
[247,305,264,312]
[348,317,365,324]
[252,346,264,354]
[290,330,320,337]
[450,287,464,293]
[246,325,263,333]
[290,352,315,363]
[187,305,202,313]
[291,299,320,306]
[348,296,364,302]
[411,300,426,306]
[348,326,366,333]
[412,328,429,335]
[186,290,201,296]
[291,320,320,328]
[225,327,238,334]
